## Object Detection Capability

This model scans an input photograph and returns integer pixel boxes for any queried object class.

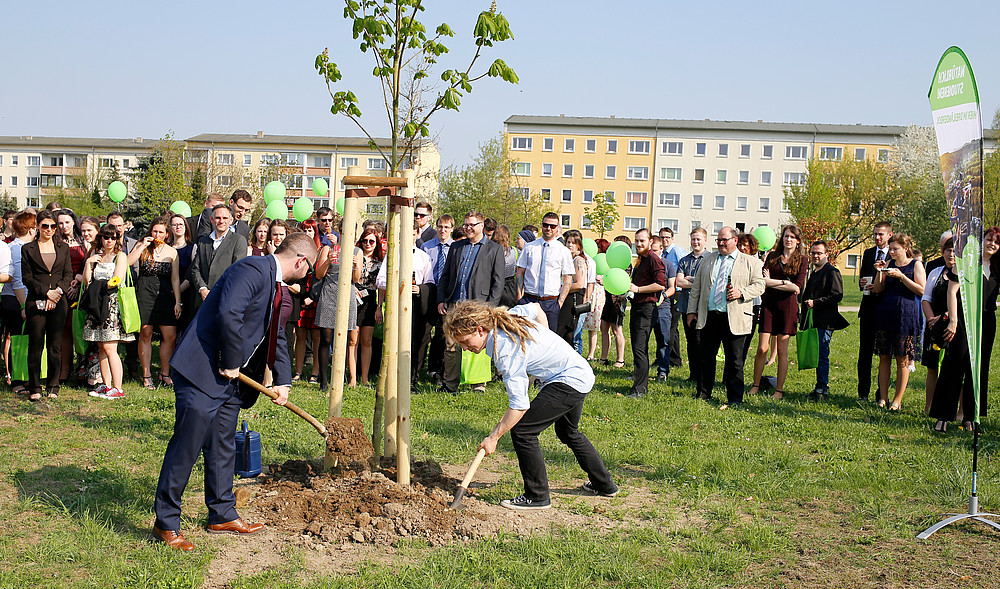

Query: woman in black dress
[353,226,383,385]
[748,224,806,400]
[132,218,181,388]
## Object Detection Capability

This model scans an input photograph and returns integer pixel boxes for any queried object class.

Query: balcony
[305,167,332,176]
[41,166,63,175]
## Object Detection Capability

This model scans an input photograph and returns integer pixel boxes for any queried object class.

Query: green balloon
[292,197,314,222]
[264,199,287,220]
[336,196,345,215]
[583,238,598,258]
[595,253,610,275]
[264,181,286,203]
[753,226,777,251]
[108,181,127,203]
[606,241,632,270]
[169,201,192,217]
[604,268,631,296]
[312,178,329,198]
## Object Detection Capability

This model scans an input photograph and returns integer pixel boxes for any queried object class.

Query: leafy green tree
[130,134,188,226]
[983,108,1000,229]
[438,135,547,229]
[583,192,619,239]
[892,177,950,256]
[189,166,206,204]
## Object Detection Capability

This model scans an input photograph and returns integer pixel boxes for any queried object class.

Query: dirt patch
[324,417,375,471]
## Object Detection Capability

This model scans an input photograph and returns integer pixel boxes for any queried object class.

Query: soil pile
[324,417,375,471]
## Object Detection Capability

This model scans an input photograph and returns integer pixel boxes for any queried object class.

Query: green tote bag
[796,308,819,371]
[117,271,140,334]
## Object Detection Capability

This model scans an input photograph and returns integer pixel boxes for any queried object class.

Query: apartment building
[0,133,439,214]
[504,116,907,240]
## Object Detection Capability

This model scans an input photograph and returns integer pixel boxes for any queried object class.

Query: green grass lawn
[2,313,999,588]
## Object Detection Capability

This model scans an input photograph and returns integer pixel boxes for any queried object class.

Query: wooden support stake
[396,169,415,486]
[382,198,401,459]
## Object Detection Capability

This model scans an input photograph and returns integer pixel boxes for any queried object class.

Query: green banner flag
[928,46,984,422]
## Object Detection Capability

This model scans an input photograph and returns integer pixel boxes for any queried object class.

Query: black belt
[525,294,559,301]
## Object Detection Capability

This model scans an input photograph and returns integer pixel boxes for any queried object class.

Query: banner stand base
[917,496,1000,539]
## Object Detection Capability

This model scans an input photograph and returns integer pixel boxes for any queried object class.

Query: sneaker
[582,480,619,497]
[500,495,551,511]
[472,383,487,393]
[88,384,109,398]
[102,387,125,400]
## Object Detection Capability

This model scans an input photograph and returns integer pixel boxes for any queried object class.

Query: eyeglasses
[297,254,314,274]
[39,223,56,229]
[542,223,559,229]
[318,217,333,223]
[716,236,735,243]
[414,213,429,218]
[463,221,482,228]
[102,236,117,241]
[362,239,377,244]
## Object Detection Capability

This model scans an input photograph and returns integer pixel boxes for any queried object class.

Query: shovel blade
[448,486,468,510]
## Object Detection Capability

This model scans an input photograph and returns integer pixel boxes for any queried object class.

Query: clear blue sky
[2,0,998,169]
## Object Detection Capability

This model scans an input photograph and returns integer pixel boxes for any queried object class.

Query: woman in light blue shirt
[443,300,617,511]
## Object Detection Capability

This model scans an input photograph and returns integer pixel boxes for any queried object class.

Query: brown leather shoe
[206,518,265,535]
[152,526,194,551]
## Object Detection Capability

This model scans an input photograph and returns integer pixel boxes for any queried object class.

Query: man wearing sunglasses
[414,202,436,247]
[685,226,766,410]
[515,212,575,331]
[154,232,318,551]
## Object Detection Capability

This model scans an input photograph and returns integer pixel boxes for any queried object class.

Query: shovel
[238,373,328,438]
[448,448,487,510]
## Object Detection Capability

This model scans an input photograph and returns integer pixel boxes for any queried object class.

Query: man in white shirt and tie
[515,212,574,331]
[419,214,455,382]
[857,221,893,401]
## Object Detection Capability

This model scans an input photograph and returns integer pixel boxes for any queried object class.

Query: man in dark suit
[190,204,248,313]
[152,233,318,551]
[436,210,505,393]
[186,193,226,240]
[229,189,253,239]
[802,240,850,400]
[414,202,437,247]
[857,221,892,401]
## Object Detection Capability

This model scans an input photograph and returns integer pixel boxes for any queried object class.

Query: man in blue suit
[152,233,318,551]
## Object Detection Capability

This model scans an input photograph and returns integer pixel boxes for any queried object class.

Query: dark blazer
[170,255,290,405]
[416,225,437,248]
[436,237,505,305]
[190,231,248,295]
[20,241,73,304]
[186,210,214,240]
[801,262,850,331]
[232,219,251,240]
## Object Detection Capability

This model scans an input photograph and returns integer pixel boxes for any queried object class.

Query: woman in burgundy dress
[57,209,87,382]
[748,225,807,400]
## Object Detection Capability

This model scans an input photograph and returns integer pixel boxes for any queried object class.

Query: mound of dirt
[324,417,375,471]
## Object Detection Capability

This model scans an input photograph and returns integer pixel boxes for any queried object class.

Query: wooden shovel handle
[459,448,487,489]
[238,373,328,437]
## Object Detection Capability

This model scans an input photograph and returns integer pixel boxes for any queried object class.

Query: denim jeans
[817,329,833,389]
[652,303,672,375]
[573,313,586,355]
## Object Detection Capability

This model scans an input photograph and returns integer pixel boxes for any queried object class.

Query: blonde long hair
[443,300,536,353]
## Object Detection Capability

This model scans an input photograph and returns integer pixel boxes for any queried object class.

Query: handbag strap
[804,307,814,329]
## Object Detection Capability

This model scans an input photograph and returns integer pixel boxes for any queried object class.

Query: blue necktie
[435,243,445,283]
[539,242,549,295]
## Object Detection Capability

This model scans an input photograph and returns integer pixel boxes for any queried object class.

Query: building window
[10,176,16,187]
[718,144,729,157]
[713,221,724,234]
[511,137,532,151]
[661,167,682,182]
[607,139,618,153]
[26,176,39,187]
[243,154,252,166]
[311,155,332,167]
[658,218,679,232]
[855,147,867,161]
[261,154,280,166]
[562,189,572,203]
[509,187,529,199]
[781,198,790,213]
[563,164,574,178]
[368,157,386,170]
[51,156,67,167]
[691,220,702,231]
[759,197,771,212]
[605,165,616,179]
[243,175,255,187]
[785,145,808,159]
[542,137,553,151]
[628,140,650,155]
[26,195,39,207]
[564,138,575,152]
[540,188,551,202]
[695,143,706,156]
[583,189,594,204]
[581,215,592,229]
[340,156,359,168]
[281,153,302,166]
[819,146,843,161]
[691,194,703,209]
[737,196,748,211]
[583,164,594,179]
[624,217,645,231]
[694,169,705,183]
[878,148,890,163]
[217,175,233,187]
[627,166,648,180]
[761,171,772,186]
[716,170,727,184]
[659,193,680,207]
[738,170,749,184]
[100,157,113,168]
[605,191,615,202]
[783,172,806,186]
[714,195,725,210]
[662,141,683,155]
[625,191,648,206]
[560,214,571,228]
[846,254,859,269]
[740,144,751,158]
[0,155,3,165]
[0,176,3,186]
[542,163,553,177]
[27,156,40,166]
[762,144,773,159]
[585,139,596,153]
[122,159,130,169]
[511,162,531,176]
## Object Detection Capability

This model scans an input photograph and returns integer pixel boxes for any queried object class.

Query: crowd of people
[0,192,995,434]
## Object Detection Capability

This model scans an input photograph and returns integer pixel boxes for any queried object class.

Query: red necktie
[266,282,282,366]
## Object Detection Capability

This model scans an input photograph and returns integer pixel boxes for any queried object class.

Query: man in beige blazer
[686,226,766,408]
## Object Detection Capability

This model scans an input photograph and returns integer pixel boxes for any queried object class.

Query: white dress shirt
[375,246,433,289]
[516,238,574,297]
